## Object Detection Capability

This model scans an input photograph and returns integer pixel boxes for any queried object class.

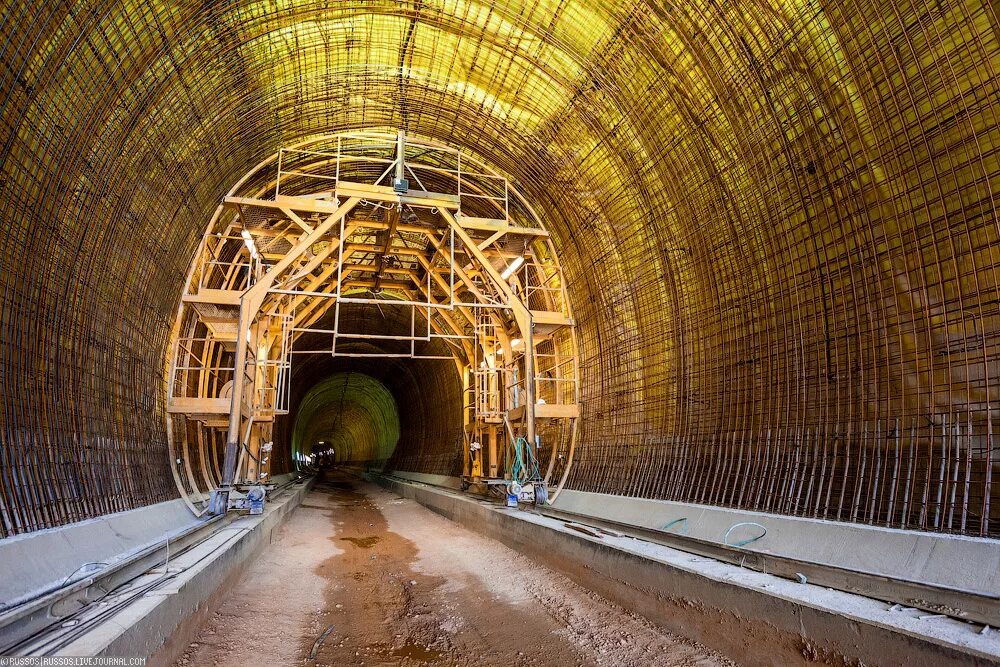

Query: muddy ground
[175,473,735,667]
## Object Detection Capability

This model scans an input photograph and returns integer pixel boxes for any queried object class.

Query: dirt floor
[175,473,735,667]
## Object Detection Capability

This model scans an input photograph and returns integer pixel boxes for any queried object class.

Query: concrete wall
[552,489,1000,596]
[385,470,463,490]
[385,470,1000,596]
[3,476,313,662]
[0,499,203,609]
[372,474,1000,667]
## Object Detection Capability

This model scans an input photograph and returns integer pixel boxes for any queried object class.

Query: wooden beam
[335,181,460,209]
[278,207,315,234]
[373,204,401,291]
[184,289,241,306]
[224,195,343,215]
[507,403,579,420]
[221,197,361,496]
[457,215,548,238]
[168,397,231,415]
[440,208,538,444]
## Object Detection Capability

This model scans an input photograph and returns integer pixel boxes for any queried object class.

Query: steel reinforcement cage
[1,2,1000,537]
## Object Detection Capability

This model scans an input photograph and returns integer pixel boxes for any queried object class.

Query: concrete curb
[0,499,202,608]
[383,469,1000,598]
[51,477,315,664]
[371,474,1000,667]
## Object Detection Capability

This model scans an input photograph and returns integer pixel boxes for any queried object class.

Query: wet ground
[175,473,734,667]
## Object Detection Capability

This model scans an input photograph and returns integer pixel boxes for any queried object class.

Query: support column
[213,197,361,514]
[488,425,499,478]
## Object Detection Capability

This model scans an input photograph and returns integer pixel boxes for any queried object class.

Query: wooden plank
[184,289,242,306]
[167,397,231,415]
[224,195,341,215]
[564,522,604,538]
[197,417,230,428]
[335,181,460,208]
[508,403,579,420]
[530,310,573,334]
[536,403,580,419]
[458,215,548,237]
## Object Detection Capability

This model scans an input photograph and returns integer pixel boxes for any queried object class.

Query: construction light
[501,256,525,280]
[511,337,522,348]
[241,228,260,261]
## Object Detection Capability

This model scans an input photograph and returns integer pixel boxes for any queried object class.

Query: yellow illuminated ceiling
[2,1,1000,535]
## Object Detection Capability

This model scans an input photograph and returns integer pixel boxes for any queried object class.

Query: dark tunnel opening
[290,372,401,467]
[273,301,465,477]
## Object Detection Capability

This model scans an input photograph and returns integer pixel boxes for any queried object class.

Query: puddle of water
[392,642,442,662]
[340,535,381,548]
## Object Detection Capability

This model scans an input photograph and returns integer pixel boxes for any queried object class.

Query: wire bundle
[507,436,542,485]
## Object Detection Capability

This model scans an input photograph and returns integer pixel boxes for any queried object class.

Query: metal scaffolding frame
[166,131,580,513]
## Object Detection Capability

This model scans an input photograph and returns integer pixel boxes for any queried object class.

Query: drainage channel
[535,505,999,629]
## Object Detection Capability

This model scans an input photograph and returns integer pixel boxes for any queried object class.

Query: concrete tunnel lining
[290,372,402,467]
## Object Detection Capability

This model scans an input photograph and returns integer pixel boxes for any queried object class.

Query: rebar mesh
[1,1,1000,536]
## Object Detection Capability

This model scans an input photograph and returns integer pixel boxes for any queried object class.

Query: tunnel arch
[0,1,998,538]
[290,372,401,467]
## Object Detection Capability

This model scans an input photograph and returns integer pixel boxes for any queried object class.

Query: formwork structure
[0,1,999,539]
[166,131,580,512]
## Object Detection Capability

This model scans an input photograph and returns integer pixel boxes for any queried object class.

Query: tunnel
[1,2,1000,665]
[290,372,402,467]
[279,301,465,474]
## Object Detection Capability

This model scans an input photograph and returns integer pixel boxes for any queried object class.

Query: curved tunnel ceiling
[291,372,401,466]
[2,2,1000,536]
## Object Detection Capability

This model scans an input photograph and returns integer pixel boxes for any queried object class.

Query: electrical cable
[507,436,542,485]
[19,525,253,656]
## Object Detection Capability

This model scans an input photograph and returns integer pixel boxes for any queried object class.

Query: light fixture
[511,337,522,348]
[501,256,525,280]
[241,228,260,261]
